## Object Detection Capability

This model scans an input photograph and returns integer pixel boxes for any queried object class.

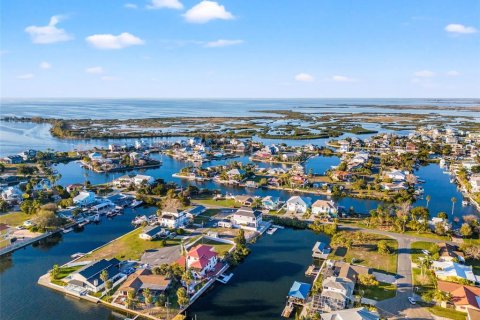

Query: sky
[1,0,479,98]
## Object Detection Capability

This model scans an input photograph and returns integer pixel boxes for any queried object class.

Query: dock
[305,265,319,277]
[281,302,294,318]
[216,272,233,284]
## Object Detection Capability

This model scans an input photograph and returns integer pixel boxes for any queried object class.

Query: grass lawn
[0,211,32,226]
[428,306,466,320]
[0,238,10,249]
[79,227,181,261]
[463,236,480,245]
[467,259,480,276]
[412,268,436,294]
[403,231,450,241]
[411,241,438,263]
[359,282,396,301]
[329,234,398,274]
[200,238,234,256]
[194,198,238,208]
[57,265,82,279]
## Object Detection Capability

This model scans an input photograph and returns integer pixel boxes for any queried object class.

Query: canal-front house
[186,244,218,278]
[437,281,480,314]
[139,226,164,241]
[432,261,480,284]
[159,207,187,229]
[312,242,331,259]
[319,307,380,320]
[311,276,354,312]
[116,268,171,301]
[232,207,263,231]
[311,200,338,217]
[287,281,311,305]
[73,191,96,206]
[262,196,281,210]
[286,196,311,214]
[68,258,123,293]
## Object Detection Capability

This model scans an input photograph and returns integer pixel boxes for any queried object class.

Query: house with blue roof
[69,258,122,293]
[184,205,207,218]
[312,241,331,259]
[139,226,164,241]
[287,281,311,303]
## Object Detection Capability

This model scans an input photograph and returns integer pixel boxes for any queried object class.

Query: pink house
[186,244,218,278]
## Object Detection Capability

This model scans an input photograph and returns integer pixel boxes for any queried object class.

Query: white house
[286,196,312,214]
[231,207,263,231]
[186,244,218,278]
[470,175,480,193]
[1,186,23,203]
[385,170,406,182]
[73,191,96,206]
[312,200,338,217]
[133,174,155,186]
[139,226,164,240]
[159,207,187,229]
[338,140,351,153]
[432,261,479,284]
[68,258,122,293]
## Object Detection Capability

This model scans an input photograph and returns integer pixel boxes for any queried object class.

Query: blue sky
[1,0,479,98]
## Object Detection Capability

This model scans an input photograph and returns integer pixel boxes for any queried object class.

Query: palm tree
[50,264,59,281]
[100,270,109,294]
[451,197,457,218]
[425,195,431,208]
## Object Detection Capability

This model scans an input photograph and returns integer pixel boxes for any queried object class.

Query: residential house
[311,276,355,312]
[226,168,245,180]
[186,244,219,278]
[338,140,351,153]
[234,195,254,206]
[287,281,311,304]
[286,196,311,214]
[18,149,37,161]
[232,207,263,231]
[159,207,187,229]
[1,186,23,203]
[184,205,207,219]
[437,281,480,314]
[312,241,331,259]
[312,200,338,217]
[1,155,23,164]
[320,307,380,320]
[117,268,170,297]
[68,258,122,293]
[262,196,281,210]
[432,261,479,284]
[139,226,164,241]
[89,152,103,161]
[385,170,406,182]
[133,174,154,186]
[73,191,96,206]
[66,184,84,193]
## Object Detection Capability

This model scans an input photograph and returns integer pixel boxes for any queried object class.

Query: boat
[132,215,147,225]
[92,214,100,222]
[216,273,233,284]
[106,211,116,218]
[131,200,143,208]
[62,227,73,233]
[71,252,85,259]
[462,200,469,206]
[266,227,278,235]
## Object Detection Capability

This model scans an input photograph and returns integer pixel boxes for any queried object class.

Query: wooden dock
[281,302,294,318]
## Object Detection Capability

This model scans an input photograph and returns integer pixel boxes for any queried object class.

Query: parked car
[408,297,416,305]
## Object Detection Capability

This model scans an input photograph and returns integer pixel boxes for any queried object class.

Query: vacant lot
[359,281,396,301]
[410,241,438,263]
[0,212,31,226]
[80,227,181,261]
[329,234,398,274]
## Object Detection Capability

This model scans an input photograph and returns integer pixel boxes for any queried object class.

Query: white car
[422,249,430,255]
[408,297,416,305]
[23,220,34,227]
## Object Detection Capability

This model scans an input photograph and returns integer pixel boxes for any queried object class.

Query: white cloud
[124,3,138,9]
[86,32,144,49]
[446,70,460,77]
[414,70,435,78]
[17,73,35,80]
[184,1,234,24]
[147,0,183,10]
[294,73,315,82]
[85,66,105,74]
[332,75,355,82]
[39,61,52,69]
[445,24,477,34]
[25,15,73,44]
[205,39,244,48]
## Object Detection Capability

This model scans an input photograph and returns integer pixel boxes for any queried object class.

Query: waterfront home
[287,281,311,304]
[234,195,254,206]
[437,281,480,314]
[385,170,406,182]
[117,268,171,298]
[159,207,187,229]
[381,182,407,191]
[1,155,23,164]
[319,307,380,320]
[218,219,233,228]
[232,207,263,231]
[1,186,23,203]
[432,261,479,284]
[311,200,337,217]
[331,171,352,182]
[139,226,164,241]
[18,149,37,161]
[186,244,218,278]
[184,205,207,218]
[312,241,331,259]
[470,175,480,193]
[428,217,451,232]
[133,174,154,186]
[68,258,122,293]
[262,196,281,210]
[113,175,134,187]
[311,276,355,312]
[66,183,84,193]
[89,152,103,161]
[226,168,246,179]
[73,191,96,206]
[338,140,351,153]
[286,196,311,214]
[437,243,465,263]
[323,260,372,284]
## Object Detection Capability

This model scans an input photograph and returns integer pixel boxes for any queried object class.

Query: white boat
[63,227,73,234]
[462,200,469,206]
[266,227,278,235]
[71,252,85,259]
[216,273,233,284]
[132,215,148,225]
[131,200,143,208]
[92,214,100,222]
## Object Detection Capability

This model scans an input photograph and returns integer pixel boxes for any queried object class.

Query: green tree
[50,264,59,281]
[176,287,189,307]
[460,223,473,238]
[358,274,379,287]
[377,240,390,255]
[143,288,153,307]
[100,270,109,294]
[425,195,431,208]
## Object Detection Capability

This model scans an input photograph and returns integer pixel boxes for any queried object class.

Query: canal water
[0,206,156,320]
